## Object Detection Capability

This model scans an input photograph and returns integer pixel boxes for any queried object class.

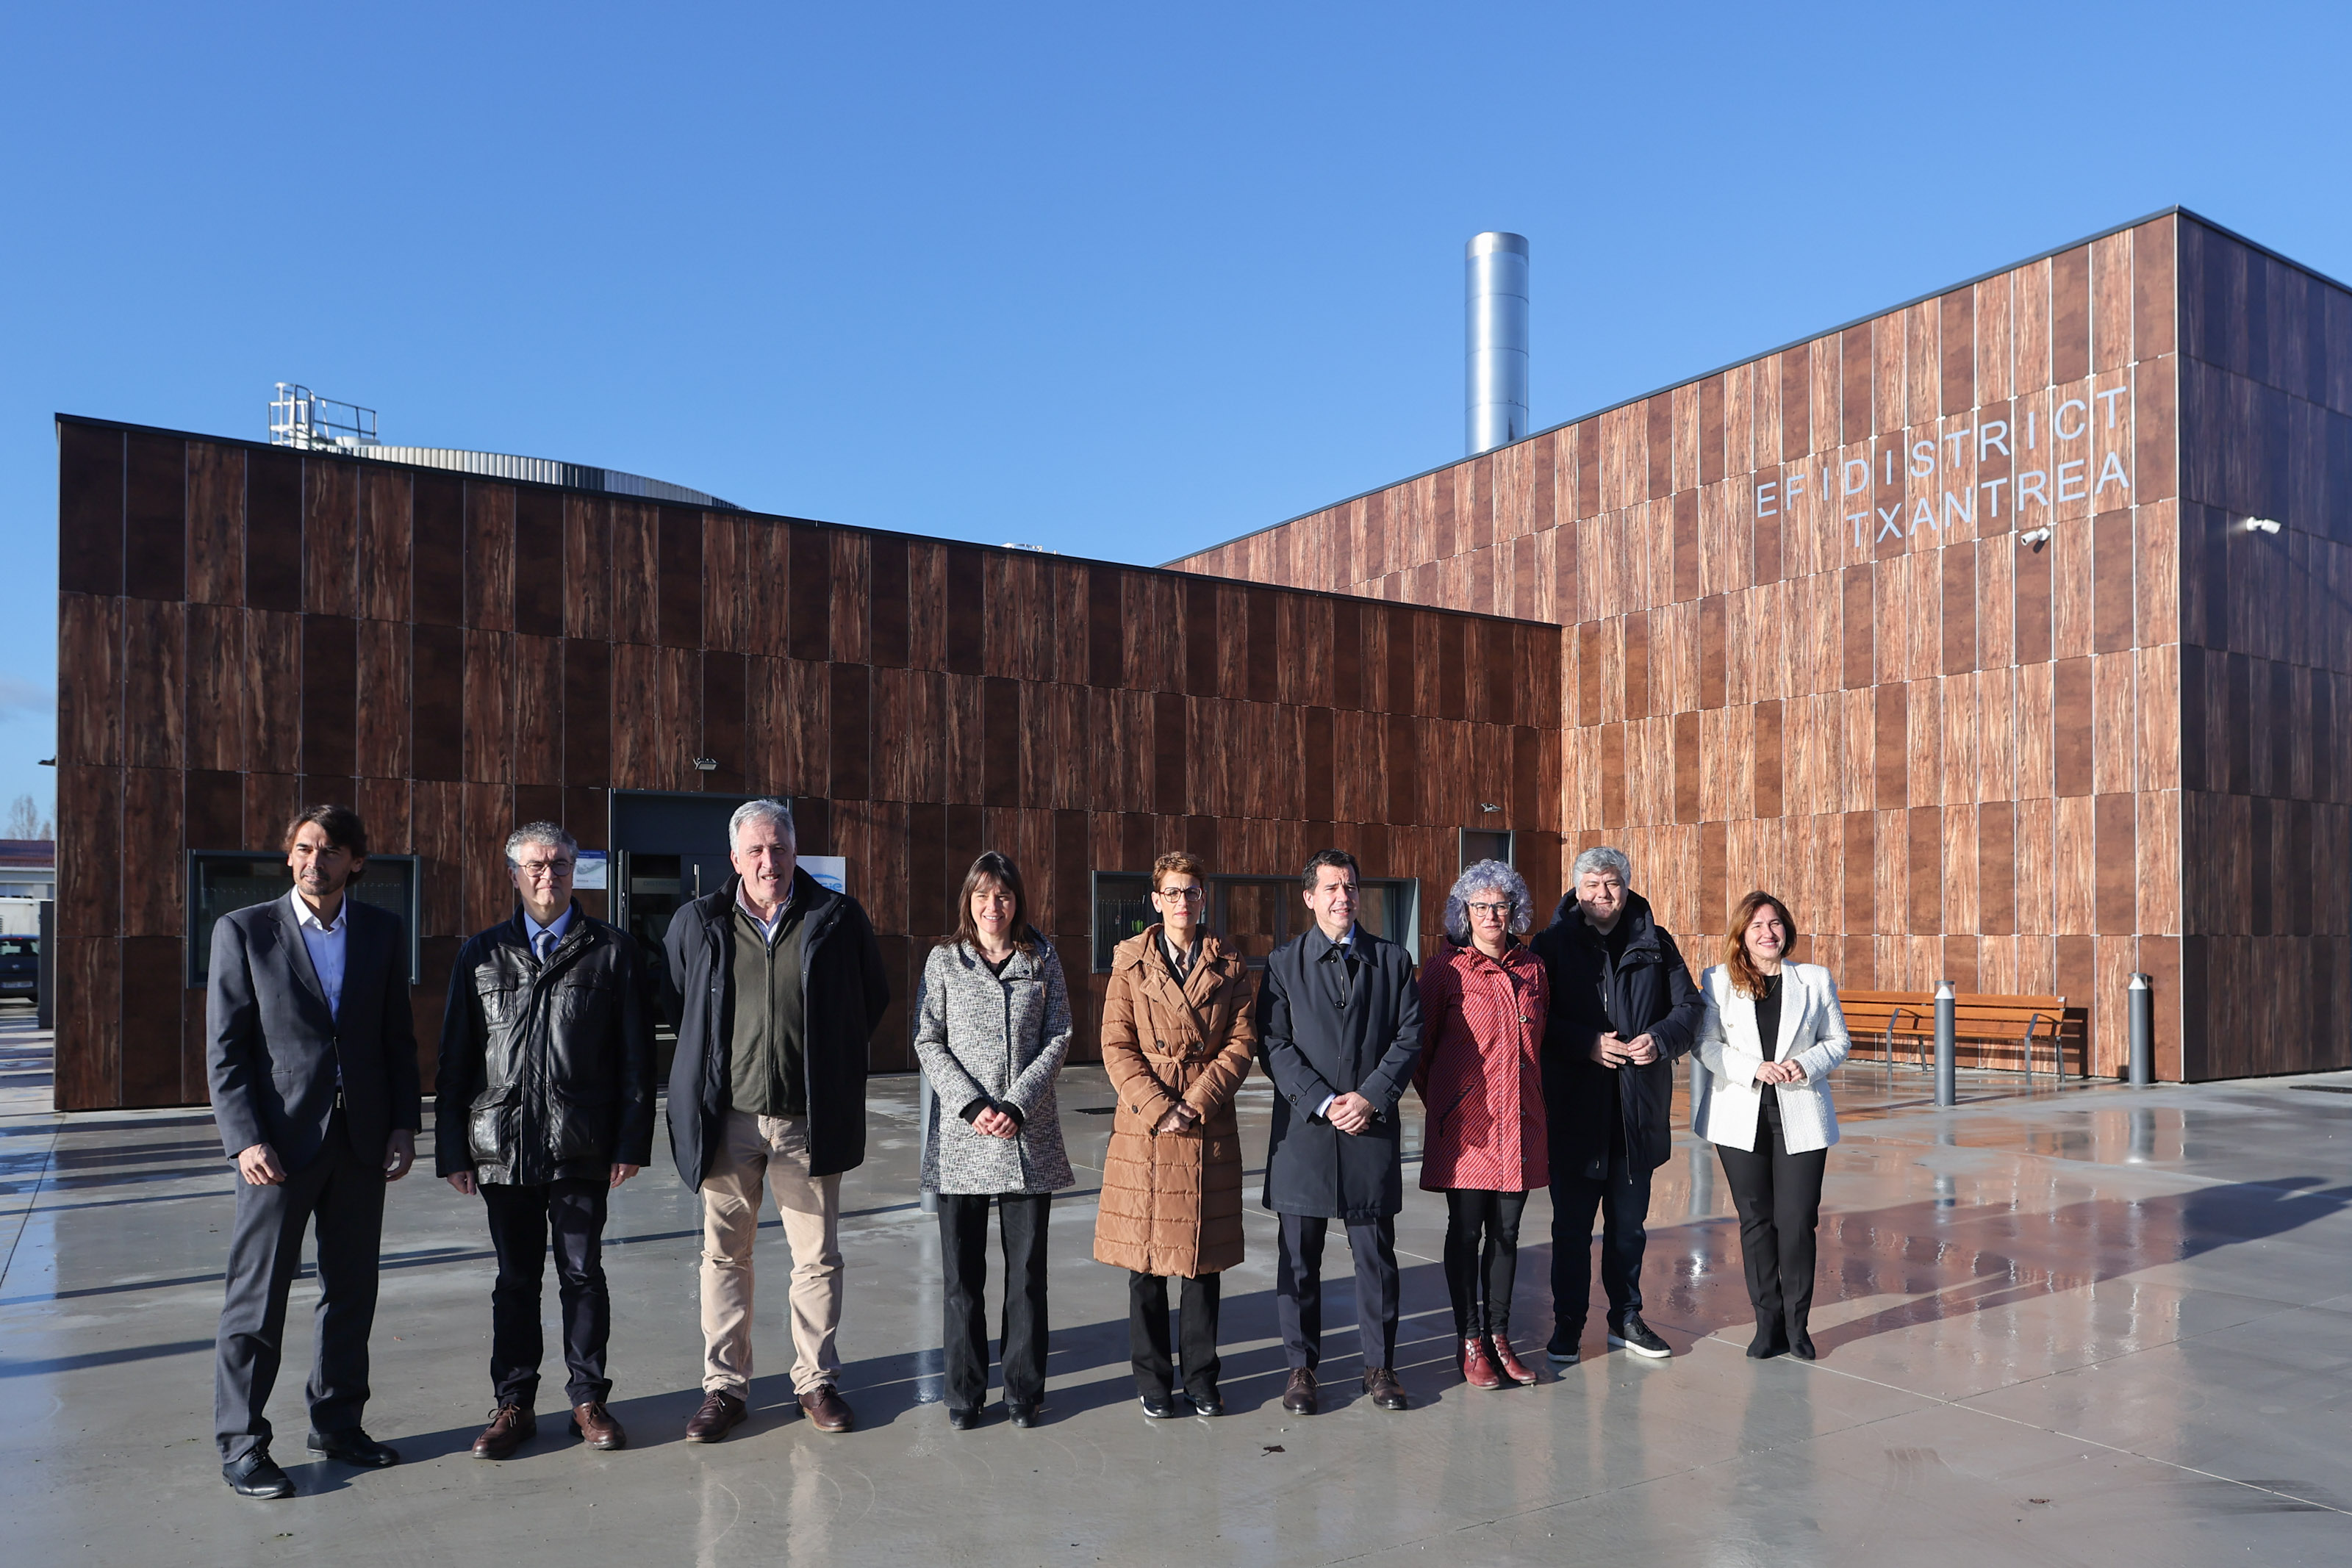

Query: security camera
[2018,526,2052,550]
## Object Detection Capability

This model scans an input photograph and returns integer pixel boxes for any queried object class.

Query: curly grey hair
[504,821,578,868]
[1444,858,1535,946]
[1570,844,1634,888]
[728,797,796,849]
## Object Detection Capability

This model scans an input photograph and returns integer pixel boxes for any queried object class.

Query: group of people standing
[204,797,1850,1500]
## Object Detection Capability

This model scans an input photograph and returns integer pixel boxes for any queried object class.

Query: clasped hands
[1322,1091,1377,1135]
[1589,1032,1660,1068]
[1153,1101,1201,1135]
[1752,1058,1805,1085]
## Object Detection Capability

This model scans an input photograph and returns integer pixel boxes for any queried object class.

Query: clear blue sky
[4,2,2348,827]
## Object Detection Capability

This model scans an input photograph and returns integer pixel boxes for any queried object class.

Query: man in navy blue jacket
[1256,849,1423,1417]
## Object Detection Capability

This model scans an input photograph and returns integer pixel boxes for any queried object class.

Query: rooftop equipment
[1466,232,1529,456]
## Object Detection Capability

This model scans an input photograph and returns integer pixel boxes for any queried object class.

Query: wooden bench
[1838,990,2081,1084]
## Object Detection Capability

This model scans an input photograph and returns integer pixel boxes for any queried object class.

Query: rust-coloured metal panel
[304,458,358,618]
[410,473,464,627]
[125,434,187,603]
[513,488,564,637]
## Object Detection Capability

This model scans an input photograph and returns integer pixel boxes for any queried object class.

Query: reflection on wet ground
[1,1008,2345,1564]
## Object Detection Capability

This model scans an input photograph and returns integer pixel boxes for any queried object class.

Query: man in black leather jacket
[435,822,654,1459]
[1531,846,1702,1365]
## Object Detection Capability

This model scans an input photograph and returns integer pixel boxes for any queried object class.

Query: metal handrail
[1882,1007,1916,1093]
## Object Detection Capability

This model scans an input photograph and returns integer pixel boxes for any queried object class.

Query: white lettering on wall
[1746,391,2136,553]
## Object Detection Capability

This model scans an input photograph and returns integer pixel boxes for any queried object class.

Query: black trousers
[1549,1144,1653,1330]
[1714,1097,1828,1344]
[481,1177,612,1409]
[936,1193,1050,1410]
[213,1115,385,1461]
[1274,1212,1399,1373]
[1128,1270,1221,1398]
[1442,1190,1530,1338]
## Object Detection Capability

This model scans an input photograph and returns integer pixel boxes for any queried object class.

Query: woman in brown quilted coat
[1091,851,1258,1419]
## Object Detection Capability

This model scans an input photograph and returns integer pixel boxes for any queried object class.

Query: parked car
[0,935,37,1004]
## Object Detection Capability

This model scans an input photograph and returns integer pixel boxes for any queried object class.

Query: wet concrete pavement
[1,1007,2345,1565]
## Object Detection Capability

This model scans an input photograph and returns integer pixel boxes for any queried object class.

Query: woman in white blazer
[1693,891,1849,1360]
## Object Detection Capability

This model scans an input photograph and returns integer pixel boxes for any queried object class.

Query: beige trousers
[700,1108,844,1396]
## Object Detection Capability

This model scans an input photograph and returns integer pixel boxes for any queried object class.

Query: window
[1460,827,1514,869]
[188,852,421,987]
[1091,871,1419,972]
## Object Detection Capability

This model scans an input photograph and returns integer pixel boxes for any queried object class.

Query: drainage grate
[2290,1084,2352,1095]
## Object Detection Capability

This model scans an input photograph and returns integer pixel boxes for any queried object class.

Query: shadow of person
[1812,1177,2352,1354]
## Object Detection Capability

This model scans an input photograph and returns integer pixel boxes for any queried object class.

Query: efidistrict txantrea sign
[1754,391,2134,548]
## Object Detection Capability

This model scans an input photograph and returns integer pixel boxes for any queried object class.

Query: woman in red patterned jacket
[1415,858,1549,1389]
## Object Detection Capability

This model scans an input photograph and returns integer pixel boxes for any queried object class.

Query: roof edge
[51,413,1560,633]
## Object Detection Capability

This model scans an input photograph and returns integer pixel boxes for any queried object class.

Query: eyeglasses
[514,860,574,879]
[1466,901,1513,916]
[1155,886,1206,902]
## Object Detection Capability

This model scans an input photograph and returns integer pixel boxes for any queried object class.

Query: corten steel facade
[1175,209,2352,1083]
[50,420,1562,1111]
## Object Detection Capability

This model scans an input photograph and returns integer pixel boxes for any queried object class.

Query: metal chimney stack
[1466,231,1529,455]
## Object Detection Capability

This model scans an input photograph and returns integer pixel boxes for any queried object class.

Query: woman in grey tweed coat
[913,852,1074,1428]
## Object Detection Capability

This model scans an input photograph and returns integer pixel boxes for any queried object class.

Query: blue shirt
[526,903,575,962]
[289,889,348,1021]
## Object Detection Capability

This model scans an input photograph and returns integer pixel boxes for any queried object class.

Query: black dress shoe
[306,1428,400,1467]
[1363,1366,1410,1411]
[1186,1387,1225,1418]
[1139,1392,1182,1419]
[1006,1403,1041,1428]
[222,1450,294,1499]
[1790,1333,1818,1361]
[1747,1330,1788,1359]
[946,1406,985,1431]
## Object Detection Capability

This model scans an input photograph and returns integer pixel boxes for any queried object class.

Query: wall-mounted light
[2018,526,2052,550]
[2245,517,2282,535]
[1479,802,1502,813]
[692,756,719,772]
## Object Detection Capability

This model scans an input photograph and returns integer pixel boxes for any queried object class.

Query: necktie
[535,930,555,967]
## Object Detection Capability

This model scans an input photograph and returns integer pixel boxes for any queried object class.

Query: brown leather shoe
[798,1384,855,1433]
[1281,1367,1317,1415]
[1364,1366,1409,1411]
[471,1404,536,1460]
[684,1389,747,1443]
[1462,1336,1505,1389]
[570,1400,626,1450]
[1489,1333,1535,1386]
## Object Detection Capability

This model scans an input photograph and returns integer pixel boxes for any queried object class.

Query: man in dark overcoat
[1257,849,1423,1415]
[1532,845,1703,1364]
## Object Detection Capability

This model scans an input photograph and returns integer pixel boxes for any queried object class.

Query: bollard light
[1934,981,1957,1107]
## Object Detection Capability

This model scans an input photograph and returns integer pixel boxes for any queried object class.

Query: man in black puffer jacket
[435,822,653,1460]
[1531,846,1702,1366]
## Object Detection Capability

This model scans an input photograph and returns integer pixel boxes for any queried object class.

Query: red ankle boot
[1462,1336,1505,1389]
[1488,1331,1535,1385]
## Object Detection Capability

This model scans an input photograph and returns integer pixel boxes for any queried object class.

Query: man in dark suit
[208,805,419,1499]
[1257,849,1423,1417]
